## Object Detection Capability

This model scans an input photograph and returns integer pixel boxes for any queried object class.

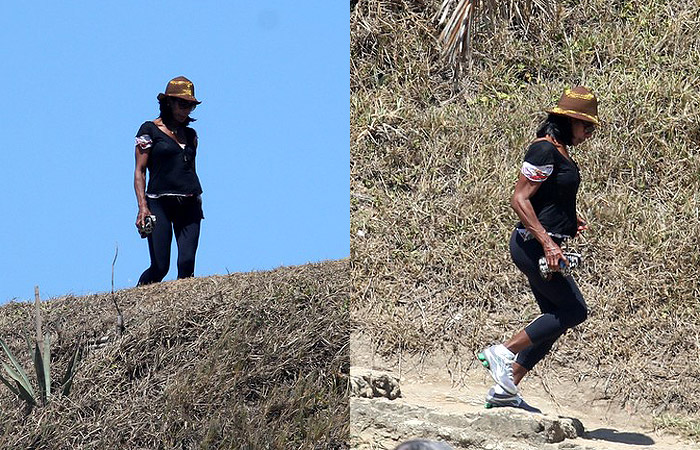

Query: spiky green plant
[0,334,81,408]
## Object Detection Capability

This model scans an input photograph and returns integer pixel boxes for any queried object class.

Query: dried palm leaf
[434,0,476,75]
[434,0,556,77]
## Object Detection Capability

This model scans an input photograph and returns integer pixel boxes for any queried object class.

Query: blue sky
[0,2,349,303]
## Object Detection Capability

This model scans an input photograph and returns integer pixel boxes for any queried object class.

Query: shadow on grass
[585,428,655,446]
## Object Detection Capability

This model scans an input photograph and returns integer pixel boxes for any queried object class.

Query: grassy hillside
[351,0,700,430]
[0,261,349,449]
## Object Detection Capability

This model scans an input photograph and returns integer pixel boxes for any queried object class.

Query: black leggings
[509,230,588,370]
[138,196,203,286]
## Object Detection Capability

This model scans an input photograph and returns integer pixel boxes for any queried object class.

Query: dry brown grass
[0,260,349,449]
[351,0,700,429]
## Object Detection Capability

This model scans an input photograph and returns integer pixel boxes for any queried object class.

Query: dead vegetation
[0,260,349,449]
[351,0,700,436]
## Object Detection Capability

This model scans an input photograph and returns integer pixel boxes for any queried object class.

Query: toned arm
[511,174,566,270]
[134,146,151,229]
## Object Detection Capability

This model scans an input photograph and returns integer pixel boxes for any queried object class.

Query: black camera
[538,252,582,280]
[138,215,157,238]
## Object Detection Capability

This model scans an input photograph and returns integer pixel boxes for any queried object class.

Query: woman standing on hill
[477,86,599,408]
[134,76,204,285]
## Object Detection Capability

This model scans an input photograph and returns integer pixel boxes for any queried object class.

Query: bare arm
[134,146,151,229]
[192,132,198,173]
[511,174,566,270]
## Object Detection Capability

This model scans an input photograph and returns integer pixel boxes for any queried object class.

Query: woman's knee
[177,255,195,277]
[178,259,194,272]
[568,304,588,327]
[151,264,169,281]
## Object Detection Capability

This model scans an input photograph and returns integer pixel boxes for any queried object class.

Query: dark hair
[394,440,454,450]
[536,113,572,146]
[158,96,196,126]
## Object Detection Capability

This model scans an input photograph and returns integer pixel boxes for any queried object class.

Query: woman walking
[134,76,204,285]
[478,86,600,408]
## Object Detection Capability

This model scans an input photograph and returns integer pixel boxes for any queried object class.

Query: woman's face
[169,97,196,123]
[570,118,596,146]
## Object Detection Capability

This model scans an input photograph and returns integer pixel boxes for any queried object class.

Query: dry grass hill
[0,261,349,449]
[351,0,700,439]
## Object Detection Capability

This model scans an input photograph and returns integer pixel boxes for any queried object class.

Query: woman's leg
[138,197,173,285]
[173,197,202,279]
[499,230,587,384]
[515,274,587,370]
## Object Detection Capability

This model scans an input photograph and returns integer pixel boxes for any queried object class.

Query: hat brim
[546,107,599,126]
[157,93,202,104]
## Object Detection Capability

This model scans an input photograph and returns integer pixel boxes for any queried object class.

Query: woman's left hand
[576,216,588,237]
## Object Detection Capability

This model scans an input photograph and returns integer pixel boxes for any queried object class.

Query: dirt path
[350,338,696,450]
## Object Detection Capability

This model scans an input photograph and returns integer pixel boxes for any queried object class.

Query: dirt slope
[350,335,697,450]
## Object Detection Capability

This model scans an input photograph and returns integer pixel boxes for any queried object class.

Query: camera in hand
[538,252,582,280]
[138,215,156,238]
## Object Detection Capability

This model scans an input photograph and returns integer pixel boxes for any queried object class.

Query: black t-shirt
[516,140,580,237]
[135,121,203,196]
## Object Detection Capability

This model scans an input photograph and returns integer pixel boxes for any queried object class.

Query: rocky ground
[350,337,697,450]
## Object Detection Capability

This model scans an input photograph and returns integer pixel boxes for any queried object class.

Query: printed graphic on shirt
[521,161,553,182]
[135,135,153,152]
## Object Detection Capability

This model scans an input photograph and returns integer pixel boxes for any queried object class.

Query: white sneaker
[485,385,522,408]
[477,344,518,395]
[485,385,542,413]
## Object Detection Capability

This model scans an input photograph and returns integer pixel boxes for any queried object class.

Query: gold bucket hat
[157,76,201,104]
[546,86,599,125]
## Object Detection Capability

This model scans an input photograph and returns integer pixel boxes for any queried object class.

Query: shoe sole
[486,400,542,413]
[485,387,521,409]
[485,394,521,409]
[485,400,523,408]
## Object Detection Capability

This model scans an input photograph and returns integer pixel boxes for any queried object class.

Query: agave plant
[0,334,81,408]
[0,287,82,408]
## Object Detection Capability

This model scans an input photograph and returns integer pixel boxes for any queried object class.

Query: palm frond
[434,0,476,75]
[434,0,556,77]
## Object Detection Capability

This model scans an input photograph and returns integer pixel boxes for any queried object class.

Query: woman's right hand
[543,241,567,272]
[136,206,152,230]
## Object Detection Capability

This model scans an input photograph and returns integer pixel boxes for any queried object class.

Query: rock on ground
[350,367,402,400]
[351,396,589,450]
